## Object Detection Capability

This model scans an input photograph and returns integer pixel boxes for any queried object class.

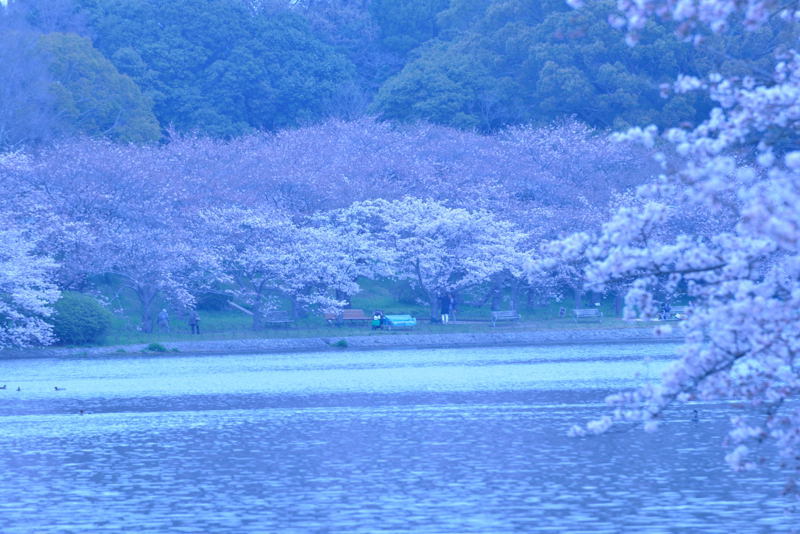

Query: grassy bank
[81,278,653,348]
[103,313,650,346]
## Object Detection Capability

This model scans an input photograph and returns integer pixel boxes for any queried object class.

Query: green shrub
[146,342,168,352]
[51,292,112,346]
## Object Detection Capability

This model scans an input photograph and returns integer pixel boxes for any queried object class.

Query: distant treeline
[2,0,795,148]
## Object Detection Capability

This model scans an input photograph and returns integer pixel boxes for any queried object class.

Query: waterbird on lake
[691,409,699,422]
[16,387,20,391]
[0,385,6,389]
[54,386,66,391]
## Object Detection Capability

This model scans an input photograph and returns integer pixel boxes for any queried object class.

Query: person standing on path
[439,293,452,324]
[188,310,200,334]
[157,308,170,332]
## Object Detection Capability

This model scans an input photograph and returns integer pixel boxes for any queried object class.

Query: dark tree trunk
[509,277,520,311]
[474,287,493,307]
[490,286,503,311]
[136,284,158,333]
[251,303,264,330]
[249,282,267,330]
[573,285,583,309]
[429,295,439,323]
[614,292,625,317]
[413,259,439,322]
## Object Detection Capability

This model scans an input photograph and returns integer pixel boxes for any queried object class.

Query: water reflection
[0,344,793,532]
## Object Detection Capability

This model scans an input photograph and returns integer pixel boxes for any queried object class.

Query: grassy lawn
[92,278,650,347]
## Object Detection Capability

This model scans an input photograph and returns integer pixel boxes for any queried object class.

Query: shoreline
[0,327,683,359]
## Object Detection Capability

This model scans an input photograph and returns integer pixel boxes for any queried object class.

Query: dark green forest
[0,0,793,146]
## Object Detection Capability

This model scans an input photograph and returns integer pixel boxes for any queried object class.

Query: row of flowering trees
[2,118,647,342]
[0,188,527,336]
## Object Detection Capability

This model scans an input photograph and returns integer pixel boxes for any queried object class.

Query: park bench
[262,310,293,327]
[573,308,603,322]
[384,314,416,330]
[491,310,521,327]
[323,309,371,326]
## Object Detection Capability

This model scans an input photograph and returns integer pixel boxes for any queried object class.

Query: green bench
[384,314,416,330]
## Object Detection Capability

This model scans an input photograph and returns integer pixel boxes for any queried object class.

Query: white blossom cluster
[610,0,789,38]
[566,0,800,489]
[0,228,59,349]
[336,197,528,314]
[199,206,365,325]
[0,155,59,349]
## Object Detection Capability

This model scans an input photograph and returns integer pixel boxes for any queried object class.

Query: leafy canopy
[82,0,356,137]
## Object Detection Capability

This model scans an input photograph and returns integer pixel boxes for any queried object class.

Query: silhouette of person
[440,293,452,324]
[157,308,170,332]
[188,310,200,334]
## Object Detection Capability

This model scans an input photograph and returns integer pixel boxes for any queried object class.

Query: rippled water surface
[0,343,793,533]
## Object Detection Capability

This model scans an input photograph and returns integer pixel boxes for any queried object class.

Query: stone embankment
[1,327,683,359]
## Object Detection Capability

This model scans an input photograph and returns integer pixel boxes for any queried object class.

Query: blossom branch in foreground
[560,0,800,495]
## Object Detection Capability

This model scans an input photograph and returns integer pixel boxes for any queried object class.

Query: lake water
[0,343,794,533]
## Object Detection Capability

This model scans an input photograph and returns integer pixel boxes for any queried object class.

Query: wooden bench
[323,309,371,326]
[491,310,520,326]
[573,308,602,322]
[262,310,293,327]
[384,314,416,330]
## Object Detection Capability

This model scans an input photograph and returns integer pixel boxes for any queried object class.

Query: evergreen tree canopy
[82,0,356,136]
[373,0,710,131]
[39,32,160,143]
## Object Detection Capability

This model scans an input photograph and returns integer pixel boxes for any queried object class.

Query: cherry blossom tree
[220,118,511,214]
[102,225,204,332]
[501,119,659,309]
[0,152,60,347]
[200,207,364,328]
[0,227,59,348]
[339,197,527,320]
[561,0,800,494]
[0,152,60,348]
[4,138,220,331]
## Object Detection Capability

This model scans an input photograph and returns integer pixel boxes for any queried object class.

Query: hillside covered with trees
[4,0,789,143]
